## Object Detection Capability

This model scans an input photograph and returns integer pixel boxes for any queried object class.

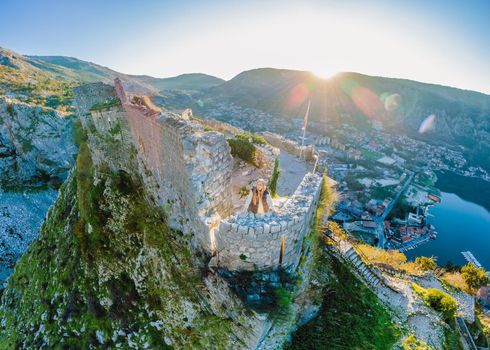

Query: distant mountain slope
[24,54,157,93]
[0,47,156,99]
[27,55,224,91]
[209,68,490,169]
[25,55,117,83]
[134,73,225,91]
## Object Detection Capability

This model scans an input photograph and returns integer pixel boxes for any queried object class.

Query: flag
[302,99,311,130]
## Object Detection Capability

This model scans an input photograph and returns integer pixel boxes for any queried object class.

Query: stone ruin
[213,173,322,272]
[73,79,323,273]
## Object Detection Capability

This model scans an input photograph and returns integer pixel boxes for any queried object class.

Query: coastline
[435,170,490,212]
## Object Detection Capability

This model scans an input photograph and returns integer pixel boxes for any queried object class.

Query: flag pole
[299,99,311,159]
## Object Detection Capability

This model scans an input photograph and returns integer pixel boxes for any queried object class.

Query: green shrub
[268,157,280,197]
[288,258,400,350]
[89,98,121,111]
[269,286,293,322]
[402,333,433,350]
[461,263,489,292]
[227,135,257,166]
[6,103,16,117]
[72,120,87,147]
[416,256,437,271]
[412,283,457,320]
[21,139,33,153]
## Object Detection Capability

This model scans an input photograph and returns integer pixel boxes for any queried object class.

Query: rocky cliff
[0,97,76,189]
[0,97,77,285]
[0,83,332,349]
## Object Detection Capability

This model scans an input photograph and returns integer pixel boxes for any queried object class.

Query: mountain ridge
[207,67,490,170]
[1,47,224,93]
[2,46,489,171]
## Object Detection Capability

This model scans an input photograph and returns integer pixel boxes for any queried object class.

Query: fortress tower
[73,79,323,273]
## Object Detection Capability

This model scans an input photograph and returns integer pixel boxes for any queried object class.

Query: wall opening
[279,235,285,265]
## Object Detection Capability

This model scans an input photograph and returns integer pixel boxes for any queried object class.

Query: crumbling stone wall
[195,118,279,178]
[261,131,315,161]
[215,173,322,271]
[74,81,234,251]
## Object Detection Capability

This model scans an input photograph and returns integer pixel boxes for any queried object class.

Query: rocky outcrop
[0,80,333,349]
[0,97,77,189]
[0,98,77,285]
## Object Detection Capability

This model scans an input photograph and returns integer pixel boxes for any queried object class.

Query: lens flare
[341,79,383,119]
[418,114,436,134]
[287,83,309,110]
[382,93,401,111]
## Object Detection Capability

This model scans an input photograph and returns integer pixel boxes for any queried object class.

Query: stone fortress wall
[74,80,233,251]
[214,173,322,271]
[261,131,316,161]
[73,79,323,272]
[194,117,279,177]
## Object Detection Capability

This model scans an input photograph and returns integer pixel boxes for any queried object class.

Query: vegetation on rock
[89,97,121,111]
[415,256,437,271]
[356,243,425,276]
[402,333,434,350]
[288,258,400,350]
[0,138,244,349]
[461,263,489,292]
[412,283,457,320]
[227,134,258,166]
[287,176,399,349]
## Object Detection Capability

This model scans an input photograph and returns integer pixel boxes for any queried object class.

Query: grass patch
[287,258,400,350]
[361,149,383,160]
[412,283,457,320]
[72,119,87,147]
[440,272,471,293]
[443,319,465,350]
[402,333,434,350]
[89,97,121,111]
[356,244,424,276]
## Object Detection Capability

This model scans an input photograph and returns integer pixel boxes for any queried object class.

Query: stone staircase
[340,245,381,288]
[327,235,398,293]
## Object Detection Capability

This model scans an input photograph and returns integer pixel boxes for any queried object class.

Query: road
[456,317,478,350]
[374,171,415,248]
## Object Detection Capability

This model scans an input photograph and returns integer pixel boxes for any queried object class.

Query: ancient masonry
[73,79,323,272]
[261,131,316,161]
[215,173,322,271]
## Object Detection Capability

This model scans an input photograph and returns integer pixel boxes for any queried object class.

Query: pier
[461,251,483,269]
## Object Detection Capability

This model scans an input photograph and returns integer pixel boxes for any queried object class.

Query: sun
[312,67,338,80]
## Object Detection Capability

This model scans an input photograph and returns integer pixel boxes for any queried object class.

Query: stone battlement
[261,131,315,161]
[214,173,323,271]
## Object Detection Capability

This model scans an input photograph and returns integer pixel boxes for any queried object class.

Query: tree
[415,256,437,271]
[461,263,489,292]
[344,175,365,191]
[268,157,280,197]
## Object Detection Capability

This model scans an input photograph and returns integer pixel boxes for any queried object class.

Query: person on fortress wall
[244,179,274,214]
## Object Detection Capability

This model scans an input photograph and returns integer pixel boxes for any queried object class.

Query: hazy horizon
[2,0,489,94]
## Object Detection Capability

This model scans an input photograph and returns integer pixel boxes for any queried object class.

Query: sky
[1,0,489,94]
